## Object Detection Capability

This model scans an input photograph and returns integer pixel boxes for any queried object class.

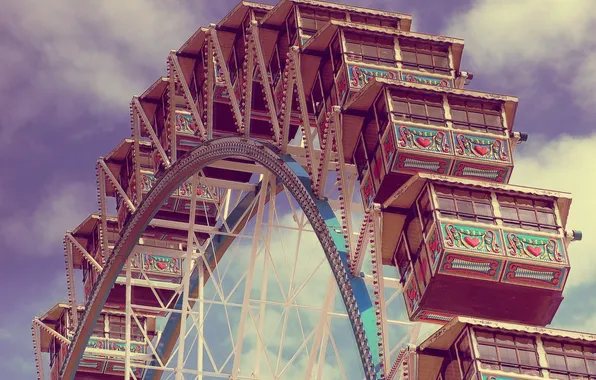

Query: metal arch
[60,137,381,380]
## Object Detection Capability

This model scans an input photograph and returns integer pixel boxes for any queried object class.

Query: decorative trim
[439,253,503,280]
[174,111,196,135]
[336,67,349,106]
[404,276,421,316]
[348,64,399,89]
[393,153,451,174]
[454,133,510,163]
[452,161,510,183]
[426,227,443,275]
[380,126,397,171]
[396,125,452,154]
[416,310,454,324]
[360,170,376,209]
[502,262,566,290]
[442,223,502,255]
[505,232,566,264]
[401,72,453,88]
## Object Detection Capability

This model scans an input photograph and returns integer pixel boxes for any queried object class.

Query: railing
[139,171,219,203]
[52,334,150,378]
[85,336,148,357]
[120,252,183,282]
[343,62,455,92]
[376,121,513,183]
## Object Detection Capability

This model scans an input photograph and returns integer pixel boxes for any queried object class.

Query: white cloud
[0,0,213,144]
[510,133,596,288]
[0,180,96,255]
[443,0,596,111]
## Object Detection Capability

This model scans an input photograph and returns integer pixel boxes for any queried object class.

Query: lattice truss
[31,8,426,380]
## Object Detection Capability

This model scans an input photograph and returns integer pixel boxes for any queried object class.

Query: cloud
[443,0,596,111]
[0,0,215,144]
[0,180,96,255]
[1,273,69,379]
[510,133,596,288]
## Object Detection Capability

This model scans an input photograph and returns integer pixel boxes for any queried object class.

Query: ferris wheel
[35,0,584,378]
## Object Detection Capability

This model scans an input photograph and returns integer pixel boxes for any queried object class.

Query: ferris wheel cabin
[36,303,156,379]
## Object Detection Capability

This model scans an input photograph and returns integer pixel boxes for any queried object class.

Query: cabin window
[119,165,130,194]
[108,315,145,342]
[475,330,541,376]
[311,73,325,115]
[269,44,282,86]
[287,10,298,45]
[353,136,368,176]
[435,186,495,223]
[49,337,61,367]
[82,260,92,283]
[350,14,398,29]
[228,45,239,85]
[344,32,396,66]
[391,91,446,126]
[190,70,200,103]
[457,333,475,379]
[106,226,119,245]
[374,95,389,134]
[449,98,505,135]
[543,340,596,379]
[139,151,153,170]
[497,195,558,232]
[91,226,101,255]
[330,36,343,74]
[442,350,464,380]
[362,117,379,155]
[92,315,105,338]
[331,86,339,107]
[300,7,344,35]
[400,40,450,74]
[407,220,424,263]
[417,189,434,232]
[394,236,411,281]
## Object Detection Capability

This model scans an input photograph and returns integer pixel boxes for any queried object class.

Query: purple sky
[1,0,596,378]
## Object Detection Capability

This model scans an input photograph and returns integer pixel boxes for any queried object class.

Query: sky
[1,0,596,378]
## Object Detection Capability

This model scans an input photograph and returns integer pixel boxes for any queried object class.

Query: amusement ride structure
[32,1,592,379]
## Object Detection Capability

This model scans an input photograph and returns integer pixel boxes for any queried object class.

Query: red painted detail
[527,246,543,257]
[464,236,480,248]
[473,145,489,156]
[416,137,432,148]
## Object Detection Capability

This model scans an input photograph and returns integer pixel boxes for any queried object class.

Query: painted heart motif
[474,145,489,156]
[464,236,480,248]
[156,262,168,270]
[527,246,543,257]
[416,137,432,148]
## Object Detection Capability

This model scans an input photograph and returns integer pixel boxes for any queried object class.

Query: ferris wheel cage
[59,137,383,380]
